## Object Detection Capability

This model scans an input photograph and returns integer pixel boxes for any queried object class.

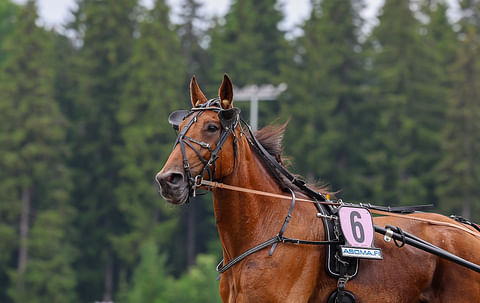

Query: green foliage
[69,0,138,300]
[208,0,287,87]
[125,240,221,303]
[366,0,453,205]
[279,0,370,200]
[436,1,480,221]
[0,1,75,302]
[0,0,479,301]
[0,0,18,67]
[178,0,210,90]
[8,210,77,303]
[113,0,184,273]
[126,241,171,303]
[165,254,222,303]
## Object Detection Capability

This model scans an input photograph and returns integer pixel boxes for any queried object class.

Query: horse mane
[254,122,331,196]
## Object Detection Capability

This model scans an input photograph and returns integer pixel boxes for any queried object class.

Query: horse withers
[156,75,480,302]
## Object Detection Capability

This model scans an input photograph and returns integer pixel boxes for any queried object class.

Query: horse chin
[160,187,190,205]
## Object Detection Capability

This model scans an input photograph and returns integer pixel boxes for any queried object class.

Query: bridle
[169,98,241,199]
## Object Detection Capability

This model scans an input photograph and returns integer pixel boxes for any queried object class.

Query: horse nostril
[167,172,184,185]
[157,172,184,186]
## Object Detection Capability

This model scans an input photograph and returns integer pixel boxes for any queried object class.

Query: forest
[0,0,479,302]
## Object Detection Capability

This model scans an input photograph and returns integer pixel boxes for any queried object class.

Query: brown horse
[156,75,480,302]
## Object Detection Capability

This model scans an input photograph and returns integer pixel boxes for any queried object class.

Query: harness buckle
[337,277,348,288]
[317,213,338,220]
[192,175,204,198]
[194,175,203,187]
[384,228,393,242]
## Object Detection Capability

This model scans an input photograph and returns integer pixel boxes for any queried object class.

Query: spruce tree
[420,0,458,205]
[0,1,76,302]
[69,0,137,300]
[208,0,287,87]
[0,0,18,67]
[178,0,209,88]
[125,240,172,303]
[366,0,448,205]
[177,0,222,268]
[436,0,480,221]
[114,0,185,275]
[279,0,369,200]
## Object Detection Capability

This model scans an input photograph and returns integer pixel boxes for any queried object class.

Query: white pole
[250,94,259,131]
[234,83,287,132]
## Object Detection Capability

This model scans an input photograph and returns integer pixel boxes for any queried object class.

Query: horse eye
[206,124,219,133]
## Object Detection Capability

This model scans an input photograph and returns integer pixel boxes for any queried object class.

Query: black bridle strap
[240,118,329,202]
[172,99,240,199]
[269,188,297,256]
[197,120,237,182]
[216,237,344,274]
[176,110,209,196]
[183,140,214,180]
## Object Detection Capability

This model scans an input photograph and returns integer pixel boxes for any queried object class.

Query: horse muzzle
[156,170,189,205]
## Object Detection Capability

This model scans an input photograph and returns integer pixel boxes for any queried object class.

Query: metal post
[250,94,259,131]
[234,83,287,131]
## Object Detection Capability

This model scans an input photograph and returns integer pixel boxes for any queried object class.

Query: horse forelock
[253,122,332,197]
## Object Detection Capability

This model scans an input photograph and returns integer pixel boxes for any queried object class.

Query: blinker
[218,107,241,129]
[168,110,191,130]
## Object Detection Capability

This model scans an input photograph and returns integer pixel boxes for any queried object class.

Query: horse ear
[190,75,208,107]
[218,74,234,109]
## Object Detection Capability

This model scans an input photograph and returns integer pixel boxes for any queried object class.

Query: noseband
[169,98,240,200]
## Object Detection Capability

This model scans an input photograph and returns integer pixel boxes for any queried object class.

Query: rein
[199,179,339,206]
[198,179,480,239]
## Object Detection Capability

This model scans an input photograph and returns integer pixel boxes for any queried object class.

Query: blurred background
[0,0,478,302]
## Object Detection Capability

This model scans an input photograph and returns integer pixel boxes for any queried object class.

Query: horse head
[156,74,241,205]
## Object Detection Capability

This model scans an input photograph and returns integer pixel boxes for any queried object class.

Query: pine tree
[208,0,287,87]
[178,0,209,88]
[177,0,223,268]
[165,254,222,303]
[127,241,222,303]
[366,0,448,205]
[69,0,137,300]
[419,0,458,205]
[126,240,172,303]
[113,0,185,276]
[0,0,18,67]
[0,1,76,302]
[279,0,369,200]
[436,0,480,221]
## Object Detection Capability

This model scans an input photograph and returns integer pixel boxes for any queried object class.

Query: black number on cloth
[350,211,365,243]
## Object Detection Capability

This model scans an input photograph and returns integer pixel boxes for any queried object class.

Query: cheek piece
[168,98,240,200]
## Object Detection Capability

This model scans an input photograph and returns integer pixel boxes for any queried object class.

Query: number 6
[350,211,365,243]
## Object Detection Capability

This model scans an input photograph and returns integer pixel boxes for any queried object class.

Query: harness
[169,99,358,301]
[167,100,480,302]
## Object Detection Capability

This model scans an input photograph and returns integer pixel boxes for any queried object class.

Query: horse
[156,75,480,302]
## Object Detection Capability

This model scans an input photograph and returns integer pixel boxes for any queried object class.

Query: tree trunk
[103,253,113,301]
[186,202,196,267]
[17,186,32,291]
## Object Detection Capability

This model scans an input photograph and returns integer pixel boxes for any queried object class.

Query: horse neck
[212,136,287,260]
